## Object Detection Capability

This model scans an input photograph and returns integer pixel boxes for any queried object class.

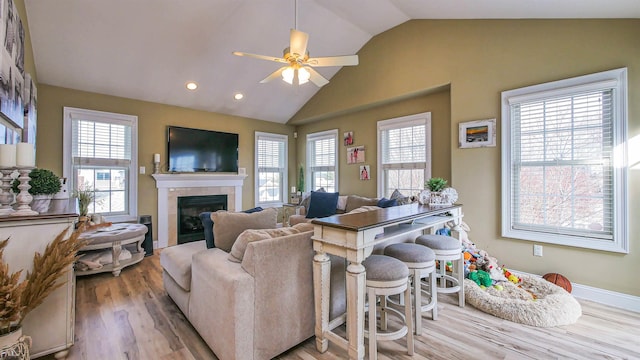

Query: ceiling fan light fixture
[282,66,310,85]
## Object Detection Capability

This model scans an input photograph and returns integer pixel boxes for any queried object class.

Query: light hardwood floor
[37,252,640,360]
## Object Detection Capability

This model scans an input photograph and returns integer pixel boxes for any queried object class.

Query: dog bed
[464,273,582,327]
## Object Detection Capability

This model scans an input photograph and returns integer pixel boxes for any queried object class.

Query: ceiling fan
[232,1,358,87]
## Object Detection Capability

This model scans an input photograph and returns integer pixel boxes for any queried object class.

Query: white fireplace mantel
[152,173,247,248]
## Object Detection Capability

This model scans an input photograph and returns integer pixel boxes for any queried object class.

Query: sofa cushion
[345,195,379,213]
[212,207,278,252]
[201,207,264,249]
[377,197,398,208]
[228,222,314,263]
[306,191,340,218]
[159,240,206,291]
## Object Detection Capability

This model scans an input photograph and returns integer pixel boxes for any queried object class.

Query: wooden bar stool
[363,255,414,360]
[415,234,465,307]
[384,243,437,334]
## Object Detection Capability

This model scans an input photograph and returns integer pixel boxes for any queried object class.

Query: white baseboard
[513,270,640,313]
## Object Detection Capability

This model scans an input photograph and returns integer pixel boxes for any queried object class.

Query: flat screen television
[167,126,239,173]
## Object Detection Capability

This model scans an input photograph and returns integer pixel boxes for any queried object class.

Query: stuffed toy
[468,269,493,288]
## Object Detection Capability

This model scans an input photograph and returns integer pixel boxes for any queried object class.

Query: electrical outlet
[139,166,146,174]
[533,244,543,257]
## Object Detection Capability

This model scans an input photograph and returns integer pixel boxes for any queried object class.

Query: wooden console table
[0,210,78,359]
[311,203,463,360]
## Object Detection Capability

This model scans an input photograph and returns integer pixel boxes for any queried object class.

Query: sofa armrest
[189,249,254,360]
[241,231,316,359]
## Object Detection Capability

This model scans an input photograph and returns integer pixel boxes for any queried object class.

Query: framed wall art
[0,0,26,129]
[347,145,365,164]
[459,118,496,148]
[343,131,354,146]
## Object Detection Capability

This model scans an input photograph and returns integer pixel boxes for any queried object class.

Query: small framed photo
[459,118,496,148]
[347,145,365,164]
[359,165,370,180]
[344,131,354,146]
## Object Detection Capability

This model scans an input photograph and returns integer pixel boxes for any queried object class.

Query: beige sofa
[160,218,346,360]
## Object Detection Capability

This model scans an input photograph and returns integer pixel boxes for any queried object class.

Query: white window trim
[254,131,288,208]
[306,129,339,193]
[377,112,432,198]
[63,107,139,223]
[501,68,628,253]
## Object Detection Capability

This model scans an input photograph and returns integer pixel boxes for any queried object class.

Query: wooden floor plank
[35,252,640,360]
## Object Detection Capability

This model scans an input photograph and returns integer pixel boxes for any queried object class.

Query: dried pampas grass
[0,222,106,335]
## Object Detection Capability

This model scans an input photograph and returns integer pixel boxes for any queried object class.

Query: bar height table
[311,203,463,359]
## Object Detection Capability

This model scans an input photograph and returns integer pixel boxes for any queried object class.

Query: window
[377,113,431,198]
[63,107,138,223]
[306,129,338,192]
[501,68,628,253]
[255,132,288,207]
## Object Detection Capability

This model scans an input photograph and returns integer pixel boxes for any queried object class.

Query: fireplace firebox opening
[177,194,227,244]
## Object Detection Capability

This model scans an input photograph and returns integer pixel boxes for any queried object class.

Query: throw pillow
[390,189,413,205]
[228,222,313,263]
[211,207,278,252]
[345,195,379,213]
[377,197,398,208]
[300,187,326,213]
[203,207,263,249]
[306,191,339,218]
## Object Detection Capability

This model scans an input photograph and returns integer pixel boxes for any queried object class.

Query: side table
[77,223,148,276]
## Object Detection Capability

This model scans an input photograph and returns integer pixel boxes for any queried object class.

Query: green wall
[291,19,640,297]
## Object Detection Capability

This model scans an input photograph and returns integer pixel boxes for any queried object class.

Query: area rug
[464,273,582,327]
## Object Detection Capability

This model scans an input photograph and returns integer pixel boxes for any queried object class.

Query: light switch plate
[139,166,146,174]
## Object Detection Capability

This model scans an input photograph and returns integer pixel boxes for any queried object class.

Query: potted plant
[423,177,449,205]
[297,164,305,195]
[11,168,62,213]
[72,184,95,221]
[0,226,90,357]
[425,177,448,192]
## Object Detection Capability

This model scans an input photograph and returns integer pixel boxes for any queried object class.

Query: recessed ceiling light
[234,93,244,100]
[186,82,198,90]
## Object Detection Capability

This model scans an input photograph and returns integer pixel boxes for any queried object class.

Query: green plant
[425,177,448,192]
[73,184,95,217]
[11,168,62,196]
[297,164,305,193]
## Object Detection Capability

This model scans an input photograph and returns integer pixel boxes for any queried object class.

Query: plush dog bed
[464,273,582,327]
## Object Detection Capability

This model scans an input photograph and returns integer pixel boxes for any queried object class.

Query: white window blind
[378,113,431,198]
[255,132,287,206]
[306,130,338,192]
[63,107,138,223]
[501,68,628,253]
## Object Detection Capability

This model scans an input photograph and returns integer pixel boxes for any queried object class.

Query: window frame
[63,107,138,223]
[306,129,339,193]
[377,112,432,198]
[501,68,628,253]
[254,131,288,208]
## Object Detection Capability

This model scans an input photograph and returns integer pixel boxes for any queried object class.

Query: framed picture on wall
[347,145,365,164]
[343,131,354,146]
[0,0,25,129]
[459,118,496,148]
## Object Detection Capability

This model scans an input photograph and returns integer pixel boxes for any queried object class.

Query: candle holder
[153,161,160,174]
[10,167,39,216]
[0,168,15,215]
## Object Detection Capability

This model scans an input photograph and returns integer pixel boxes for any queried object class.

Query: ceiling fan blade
[259,67,287,84]
[306,67,329,87]
[306,55,359,67]
[289,29,309,58]
[232,51,287,64]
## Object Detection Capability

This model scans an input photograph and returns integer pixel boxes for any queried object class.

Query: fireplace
[177,194,227,244]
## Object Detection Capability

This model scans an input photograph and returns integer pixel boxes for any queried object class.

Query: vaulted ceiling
[24,0,639,124]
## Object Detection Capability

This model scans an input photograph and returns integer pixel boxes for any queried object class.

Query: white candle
[0,144,16,167]
[16,143,34,167]
[154,153,160,163]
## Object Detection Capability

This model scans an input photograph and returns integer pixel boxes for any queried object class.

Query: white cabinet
[1,214,77,359]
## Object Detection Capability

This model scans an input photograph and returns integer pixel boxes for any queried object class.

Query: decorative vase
[0,326,31,360]
[30,194,53,213]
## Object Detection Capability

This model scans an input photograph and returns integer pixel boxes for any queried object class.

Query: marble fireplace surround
[152,173,247,248]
